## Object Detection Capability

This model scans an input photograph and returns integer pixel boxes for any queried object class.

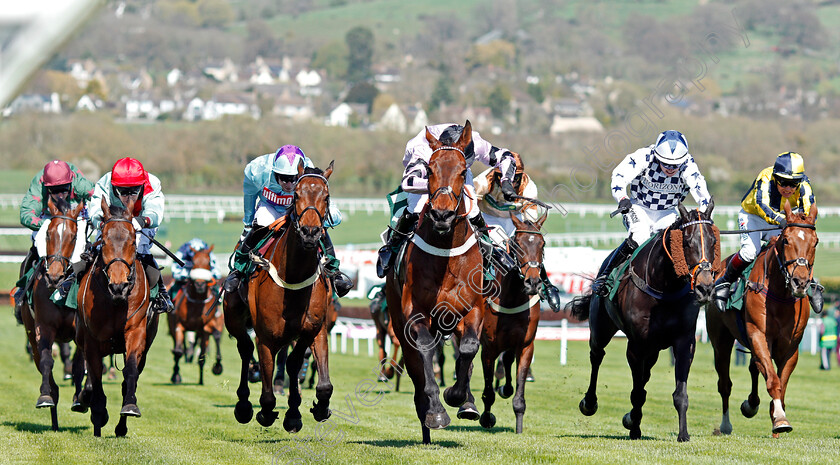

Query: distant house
[166,68,182,87]
[75,94,102,112]
[549,115,604,134]
[327,102,367,127]
[296,69,323,96]
[124,95,159,120]
[203,58,239,83]
[183,97,205,122]
[405,104,428,134]
[273,95,315,121]
[200,93,260,120]
[68,59,97,88]
[3,93,61,117]
[378,103,407,132]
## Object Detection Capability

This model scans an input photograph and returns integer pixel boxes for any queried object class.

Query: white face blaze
[797,230,806,241]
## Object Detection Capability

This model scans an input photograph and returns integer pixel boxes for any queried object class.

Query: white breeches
[737,210,782,261]
[623,203,678,245]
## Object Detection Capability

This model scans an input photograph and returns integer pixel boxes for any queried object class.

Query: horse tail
[567,293,592,321]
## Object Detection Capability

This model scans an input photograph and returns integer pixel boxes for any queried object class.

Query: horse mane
[108,204,130,219]
[303,166,324,176]
[53,197,71,214]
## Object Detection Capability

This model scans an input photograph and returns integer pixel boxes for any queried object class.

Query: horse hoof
[256,410,279,427]
[457,402,480,421]
[171,373,182,385]
[377,374,388,382]
[248,370,261,384]
[234,401,253,424]
[424,411,450,430]
[442,387,464,408]
[283,415,303,433]
[579,398,597,416]
[496,384,513,399]
[94,426,101,437]
[120,404,141,417]
[71,400,89,414]
[311,405,331,422]
[479,412,496,429]
[740,399,759,418]
[212,363,223,376]
[772,420,792,434]
[36,395,55,409]
[115,423,127,437]
[622,412,635,430]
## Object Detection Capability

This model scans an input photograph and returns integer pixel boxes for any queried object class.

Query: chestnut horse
[569,202,719,442]
[385,121,485,444]
[224,162,334,432]
[707,201,818,437]
[479,212,546,434]
[168,245,224,385]
[22,197,85,430]
[75,198,159,437]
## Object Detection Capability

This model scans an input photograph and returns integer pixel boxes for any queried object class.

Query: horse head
[292,161,333,250]
[674,199,721,304]
[776,200,818,298]
[99,196,137,302]
[189,245,215,295]
[44,197,84,290]
[425,120,471,235]
[510,212,547,296]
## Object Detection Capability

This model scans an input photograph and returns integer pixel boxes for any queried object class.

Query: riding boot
[471,214,516,275]
[539,264,563,312]
[138,253,174,313]
[320,231,353,297]
[223,227,263,294]
[14,246,39,324]
[376,211,419,278]
[13,286,25,325]
[591,237,637,297]
[808,281,825,314]
[712,253,751,312]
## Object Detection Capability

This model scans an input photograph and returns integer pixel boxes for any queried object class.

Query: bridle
[290,173,330,241]
[427,146,468,219]
[774,222,816,289]
[511,228,544,280]
[44,214,77,280]
[663,211,718,290]
[99,217,137,287]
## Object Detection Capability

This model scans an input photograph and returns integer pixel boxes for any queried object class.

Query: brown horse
[21,197,86,430]
[570,202,719,442]
[74,198,159,437]
[224,162,334,432]
[707,201,818,437]
[168,245,224,385]
[479,212,546,434]
[385,121,485,444]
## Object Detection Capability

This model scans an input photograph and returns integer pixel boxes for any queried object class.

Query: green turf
[0,304,838,464]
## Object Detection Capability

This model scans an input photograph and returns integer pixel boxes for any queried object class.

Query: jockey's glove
[617,198,632,215]
[500,180,517,201]
[132,218,144,231]
[776,216,787,229]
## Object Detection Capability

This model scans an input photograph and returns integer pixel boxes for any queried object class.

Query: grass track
[0,307,838,464]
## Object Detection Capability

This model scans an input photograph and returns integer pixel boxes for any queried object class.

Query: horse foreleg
[499,350,515,399]
[59,341,73,380]
[34,325,58,410]
[232,329,255,424]
[255,340,280,428]
[581,296,616,416]
[770,350,798,435]
[197,332,210,385]
[436,341,446,387]
[310,327,333,423]
[748,331,787,435]
[672,336,696,442]
[479,343,498,430]
[711,333,735,435]
[444,314,480,420]
[513,344,535,434]
[70,344,89,413]
[84,342,107,437]
[284,338,310,433]
[624,345,658,440]
[171,323,184,384]
[740,356,761,418]
[211,329,223,375]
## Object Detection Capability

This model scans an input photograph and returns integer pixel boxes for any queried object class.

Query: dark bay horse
[22,197,85,430]
[707,201,818,437]
[224,162,334,432]
[479,212,546,434]
[75,198,159,437]
[168,245,224,385]
[569,202,720,442]
[385,121,485,444]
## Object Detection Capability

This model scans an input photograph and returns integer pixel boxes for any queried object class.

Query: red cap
[41,160,74,186]
[111,157,149,187]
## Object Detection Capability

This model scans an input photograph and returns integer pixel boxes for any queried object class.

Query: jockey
[376,122,520,278]
[472,152,563,311]
[13,160,94,324]
[170,238,222,297]
[590,130,712,297]
[713,152,822,312]
[222,144,353,297]
[87,157,173,313]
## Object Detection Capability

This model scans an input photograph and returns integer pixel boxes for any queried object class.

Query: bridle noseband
[775,222,816,289]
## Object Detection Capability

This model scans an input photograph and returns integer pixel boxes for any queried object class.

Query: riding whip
[138,230,185,267]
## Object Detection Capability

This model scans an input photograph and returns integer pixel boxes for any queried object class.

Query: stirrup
[808,283,825,314]
[376,247,393,278]
[591,275,608,297]
[542,284,563,312]
[223,271,243,294]
[331,271,353,297]
[712,282,732,312]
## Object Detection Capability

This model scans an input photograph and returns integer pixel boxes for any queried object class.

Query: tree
[486,83,510,119]
[345,82,379,112]
[197,0,234,28]
[345,26,374,84]
[312,41,349,79]
[428,75,454,112]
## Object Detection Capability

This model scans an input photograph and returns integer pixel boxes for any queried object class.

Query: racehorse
[479,212,546,434]
[385,121,485,444]
[21,197,85,430]
[569,201,720,442]
[707,201,818,437]
[224,162,335,432]
[168,245,224,385]
[74,198,159,437]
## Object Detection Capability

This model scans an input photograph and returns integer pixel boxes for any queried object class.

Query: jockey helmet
[111,157,148,199]
[652,130,690,166]
[772,152,805,183]
[438,123,475,159]
[41,160,74,187]
[272,145,306,176]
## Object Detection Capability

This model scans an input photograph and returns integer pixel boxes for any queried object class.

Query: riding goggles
[775,177,801,188]
[275,173,297,184]
[47,183,71,195]
[114,185,143,197]
[660,162,681,171]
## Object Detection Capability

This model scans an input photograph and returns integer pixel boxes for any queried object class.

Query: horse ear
[323,160,334,180]
[808,202,817,223]
[677,202,689,220]
[510,211,525,229]
[425,126,442,150]
[297,160,305,177]
[47,196,60,216]
[101,197,111,221]
[71,201,84,218]
[207,244,215,253]
[124,198,136,218]
[784,199,793,218]
[706,197,715,217]
[535,211,548,229]
[458,120,473,149]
